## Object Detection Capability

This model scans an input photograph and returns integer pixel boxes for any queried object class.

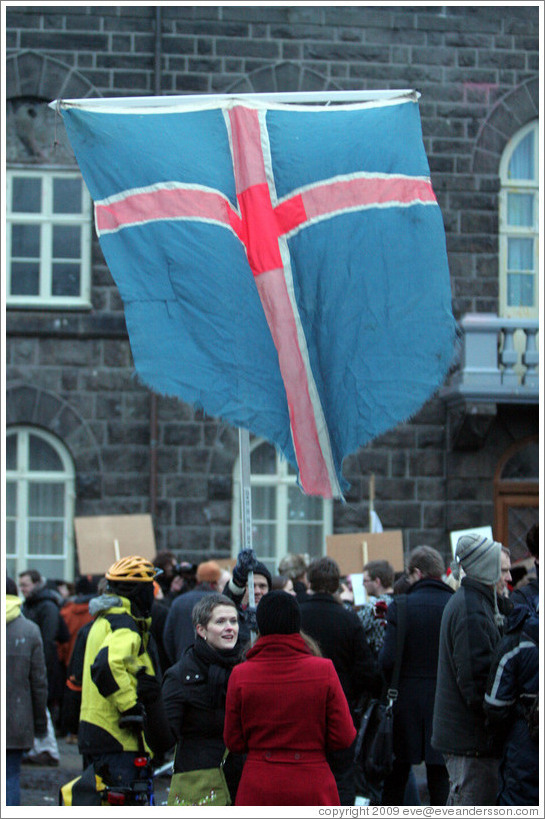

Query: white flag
[370,509,383,533]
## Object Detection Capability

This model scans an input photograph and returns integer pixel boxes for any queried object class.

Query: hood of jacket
[505,605,539,642]
[88,593,151,627]
[6,594,22,624]
[24,583,62,607]
[88,593,124,616]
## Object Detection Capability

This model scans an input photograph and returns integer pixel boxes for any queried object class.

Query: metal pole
[239,427,256,643]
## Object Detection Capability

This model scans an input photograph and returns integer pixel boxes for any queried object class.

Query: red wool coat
[223,632,356,806]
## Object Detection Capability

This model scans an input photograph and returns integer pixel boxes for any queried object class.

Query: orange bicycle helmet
[105,555,160,583]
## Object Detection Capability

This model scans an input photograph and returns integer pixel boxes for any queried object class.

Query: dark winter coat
[159,637,243,801]
[432,577,502,757]
[484,606,539,806]
[22,583,68,704]
[510,570,539,616]
[224,632,356,806]
[379,578,454,765]
[6,595,48,750]
[299,592,380,715]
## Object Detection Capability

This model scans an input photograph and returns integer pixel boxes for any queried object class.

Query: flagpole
[239,427,256,643]
[369,473,375,532]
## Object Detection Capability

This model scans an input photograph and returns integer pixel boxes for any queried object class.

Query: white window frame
[498,120,539,319]
[6,426,76,581]
[6,168,92,309]
[231,438,333,575]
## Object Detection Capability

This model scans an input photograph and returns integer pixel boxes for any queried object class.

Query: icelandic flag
[57,91,456,499]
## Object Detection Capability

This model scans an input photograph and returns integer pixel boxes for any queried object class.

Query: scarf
[193,635,240,709]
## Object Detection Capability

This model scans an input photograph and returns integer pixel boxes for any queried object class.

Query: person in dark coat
[19,569,69,725]
[299,557,380,716]
[145,593,244,802]
[162,561,223,663]
[6,577,48,805]
[224,590,356,806]
[379,546,454,805]
[299,556,380,805]
[484,604,539,805]
[222,549,272,647]
[432,533,507,806]
[510,523,539,616]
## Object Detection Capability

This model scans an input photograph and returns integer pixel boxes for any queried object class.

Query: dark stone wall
[5,5,539,563]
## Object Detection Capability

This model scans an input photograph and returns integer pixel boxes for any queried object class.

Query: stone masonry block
[164,476,208,499]
[21,31,109,51]
[163,423,203,447]
[34,390,63,427]
[6,385,38,425]
[107,422,149,445]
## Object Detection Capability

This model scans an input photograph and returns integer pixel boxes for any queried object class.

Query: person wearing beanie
[510,523,539,616]
[163,560,223,664]
[222,548,273,647]
[431,533,506,805]
[224,591,356,805]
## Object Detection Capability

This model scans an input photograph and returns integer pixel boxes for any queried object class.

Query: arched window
[6,427,76,581]
[231,439,332,576]
[499,120,539,319]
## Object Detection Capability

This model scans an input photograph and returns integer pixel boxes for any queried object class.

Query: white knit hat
[454,533,502,585]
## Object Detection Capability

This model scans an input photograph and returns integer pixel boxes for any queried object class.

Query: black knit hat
[256,590,301,636]
[253,561,272,590]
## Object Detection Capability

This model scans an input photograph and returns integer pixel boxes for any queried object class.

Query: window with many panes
[499,120,539,319]
[231,439,332,576]
[6,427,75,582]
[6,170,92,308]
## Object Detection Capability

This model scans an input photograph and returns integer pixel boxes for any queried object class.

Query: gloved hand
[246,608,258,632]
[232,548,258,588]
[118,702,145,734]
[136,668,161,707]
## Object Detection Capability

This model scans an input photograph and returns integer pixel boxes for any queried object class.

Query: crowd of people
[4,523,539,807]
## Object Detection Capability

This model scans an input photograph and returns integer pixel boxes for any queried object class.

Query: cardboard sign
[326,530,404,576]
[74,514,156,575]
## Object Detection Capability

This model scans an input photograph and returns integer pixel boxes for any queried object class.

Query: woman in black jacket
[148,593,244,801]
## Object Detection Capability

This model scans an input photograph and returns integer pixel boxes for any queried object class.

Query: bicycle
[100,712,156,805]
[60,714,160,806]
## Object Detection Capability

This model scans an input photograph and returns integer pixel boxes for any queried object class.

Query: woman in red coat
[223,590,356,805]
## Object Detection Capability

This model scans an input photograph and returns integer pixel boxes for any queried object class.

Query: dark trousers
[381,759,449,806]
[6,750,23,806]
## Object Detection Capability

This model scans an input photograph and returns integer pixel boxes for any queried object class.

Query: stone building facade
[5,5,540,579]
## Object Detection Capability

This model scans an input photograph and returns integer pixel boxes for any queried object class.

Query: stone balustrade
[442,313,539,405]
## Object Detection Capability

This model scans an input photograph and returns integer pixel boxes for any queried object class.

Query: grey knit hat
[454,533,502,585]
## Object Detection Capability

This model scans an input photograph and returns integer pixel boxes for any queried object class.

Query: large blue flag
[58,91,456,498]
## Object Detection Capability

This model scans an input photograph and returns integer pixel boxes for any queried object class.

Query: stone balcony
[440,313,539,448]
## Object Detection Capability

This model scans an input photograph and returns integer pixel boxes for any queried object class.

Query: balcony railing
[441,313,539,405]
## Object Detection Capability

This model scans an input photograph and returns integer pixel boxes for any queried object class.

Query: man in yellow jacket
[77,555,163,793]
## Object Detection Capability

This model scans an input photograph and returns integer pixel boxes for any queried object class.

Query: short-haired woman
[224,590,356,805]
[147,592,244,802]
